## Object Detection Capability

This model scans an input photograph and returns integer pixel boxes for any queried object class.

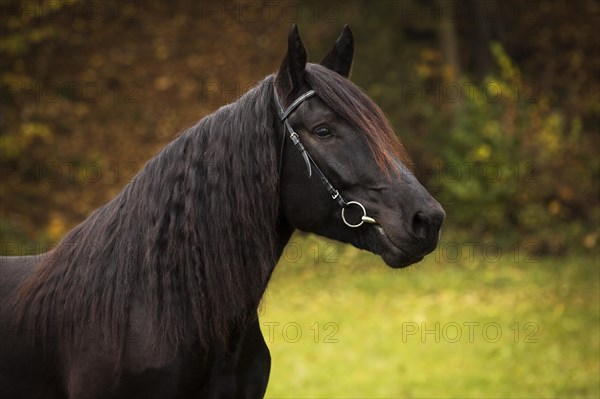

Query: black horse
[0,25,445,398]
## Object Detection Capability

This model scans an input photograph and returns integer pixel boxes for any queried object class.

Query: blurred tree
[1,0,598,255]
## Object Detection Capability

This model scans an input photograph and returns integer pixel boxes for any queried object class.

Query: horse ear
[320,25,354,78]
[276,24,307,99]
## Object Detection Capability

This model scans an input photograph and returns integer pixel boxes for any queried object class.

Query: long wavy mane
[14,64,408,371]
[15,76,281,366]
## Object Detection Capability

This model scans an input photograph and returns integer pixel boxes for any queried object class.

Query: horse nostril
[411,211,429,239]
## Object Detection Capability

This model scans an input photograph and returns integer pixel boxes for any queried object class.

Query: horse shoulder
[0,254,65,399]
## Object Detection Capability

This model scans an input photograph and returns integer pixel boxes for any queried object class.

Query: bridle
[274,87,377,228]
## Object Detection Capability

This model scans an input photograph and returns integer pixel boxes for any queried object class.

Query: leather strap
[274,85,377,227]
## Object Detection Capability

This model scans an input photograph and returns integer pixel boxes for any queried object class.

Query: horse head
[275,25,445,268]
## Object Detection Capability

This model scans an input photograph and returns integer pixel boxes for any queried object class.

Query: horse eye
[314,126,331,138]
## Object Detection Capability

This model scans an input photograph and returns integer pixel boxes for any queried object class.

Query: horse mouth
[373,225,424,269]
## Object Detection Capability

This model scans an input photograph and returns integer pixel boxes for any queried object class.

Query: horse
[0,25,445,398]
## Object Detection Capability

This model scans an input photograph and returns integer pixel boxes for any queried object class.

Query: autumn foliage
[1,0,598,255]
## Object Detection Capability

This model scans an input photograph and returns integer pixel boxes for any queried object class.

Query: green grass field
[260,233,599,398]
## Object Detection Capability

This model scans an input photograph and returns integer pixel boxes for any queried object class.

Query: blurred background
[1,0,598,397]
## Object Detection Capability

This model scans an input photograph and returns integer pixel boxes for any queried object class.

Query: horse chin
[372,225,425,269]
[380,250,424,269]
